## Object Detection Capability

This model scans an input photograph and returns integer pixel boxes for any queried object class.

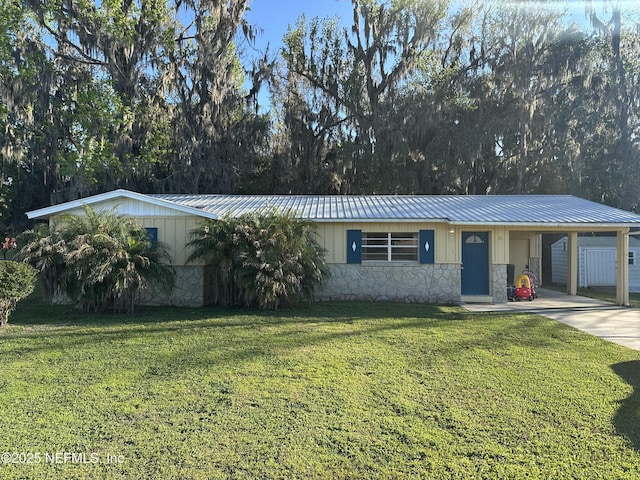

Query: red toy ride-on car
[514,270,539,301]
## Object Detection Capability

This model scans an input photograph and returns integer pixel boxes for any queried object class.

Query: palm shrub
[19,206,175,313]
[187,215,245,306]
[239,213,327,309]
[0,261,37,326]
[18,223,68,301]
[187,210,327,309]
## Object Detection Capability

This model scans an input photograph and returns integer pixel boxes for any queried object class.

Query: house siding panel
[320,223,343,264]
[138,216,199,266]
[631,253,640,292]
[64,198,193,217]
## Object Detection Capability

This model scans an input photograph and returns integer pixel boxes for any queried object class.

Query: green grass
[579,287,640,308]
[2,299,640,479]
[545,284,640,308]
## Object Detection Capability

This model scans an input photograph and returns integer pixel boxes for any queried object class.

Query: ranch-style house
[27,190,640,306]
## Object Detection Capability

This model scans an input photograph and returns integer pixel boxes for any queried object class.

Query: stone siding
[492,264,508,304]
[528,257,541,286]
[50,265,205,307]
[317,263,461,304]
[140,265,204,307]
[170,266,205,306]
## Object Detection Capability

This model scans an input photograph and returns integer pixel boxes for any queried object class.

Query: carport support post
[567,232,578,296]
[616,230,629,306]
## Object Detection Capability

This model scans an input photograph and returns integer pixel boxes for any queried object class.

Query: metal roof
[552,236,640,248]
[149,193,640,226]
[25,189,640,226]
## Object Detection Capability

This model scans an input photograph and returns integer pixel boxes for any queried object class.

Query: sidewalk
[463,288,640,351]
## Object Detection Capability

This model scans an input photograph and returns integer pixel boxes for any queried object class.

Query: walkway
[463,288,640,351]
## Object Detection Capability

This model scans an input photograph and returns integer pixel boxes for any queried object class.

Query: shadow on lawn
[3,299,594,404]
[5,299,520,372]
[612,360,640,451]
[7,297,573,375]
[10,297,464,327]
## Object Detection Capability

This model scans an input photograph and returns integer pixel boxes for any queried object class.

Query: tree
[582,0,640,210]
[4,0,640,230]
[186,214,244,306]
[279,0,453,194]
[22,0,174,185]
[19,206,175,313]
[397,1,491,194]
[12,0,268,202]
[0,0,55,224]
[161,0,270,194]
[266,15,351,194]
[475,3,581,194]
[0,261,37,326]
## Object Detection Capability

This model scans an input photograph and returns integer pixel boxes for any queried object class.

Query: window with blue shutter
[419,230,434,264]
[347,230,361,264]
[362,233,418,261]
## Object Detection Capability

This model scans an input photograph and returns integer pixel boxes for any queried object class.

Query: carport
[563,230,632,306]
[509,226,638,307]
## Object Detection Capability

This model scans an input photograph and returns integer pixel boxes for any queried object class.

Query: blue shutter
[346,230,361,264]
[419,230,434,264]
[145,227,158,244]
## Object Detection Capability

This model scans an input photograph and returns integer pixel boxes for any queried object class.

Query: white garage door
[585,249,616,287]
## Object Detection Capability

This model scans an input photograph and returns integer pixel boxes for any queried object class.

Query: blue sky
[244,0,353,51]
[241,0,603,54]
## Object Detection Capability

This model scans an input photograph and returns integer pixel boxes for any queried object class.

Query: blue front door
[461,232,490,295]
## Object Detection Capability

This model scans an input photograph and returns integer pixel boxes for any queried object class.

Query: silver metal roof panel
[149,194,640,225]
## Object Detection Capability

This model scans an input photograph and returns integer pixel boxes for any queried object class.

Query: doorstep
[461,295,494,304]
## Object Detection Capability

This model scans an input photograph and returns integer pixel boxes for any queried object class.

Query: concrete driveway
[463,288,640,351]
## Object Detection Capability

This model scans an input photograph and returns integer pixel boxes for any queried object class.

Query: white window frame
[629,250,637,266]
[362,232,418,262]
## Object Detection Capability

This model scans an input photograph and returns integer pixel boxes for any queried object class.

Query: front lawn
[2,300,640,479]
[545,284,640,308]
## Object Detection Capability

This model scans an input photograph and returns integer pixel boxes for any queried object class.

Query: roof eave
[26,189,218,220]
[448,221,637,229]
[310,217,451,223]
[286,218,639,228]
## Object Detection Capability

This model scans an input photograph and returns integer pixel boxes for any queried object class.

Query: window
[630,251,637,266]
[465,234,486,244]
[362,233,418,262]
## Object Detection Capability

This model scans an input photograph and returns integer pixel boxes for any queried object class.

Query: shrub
[18,223,67,301]
[188,211,327,309]
[0,261,37,326]
[19,206,175,314]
